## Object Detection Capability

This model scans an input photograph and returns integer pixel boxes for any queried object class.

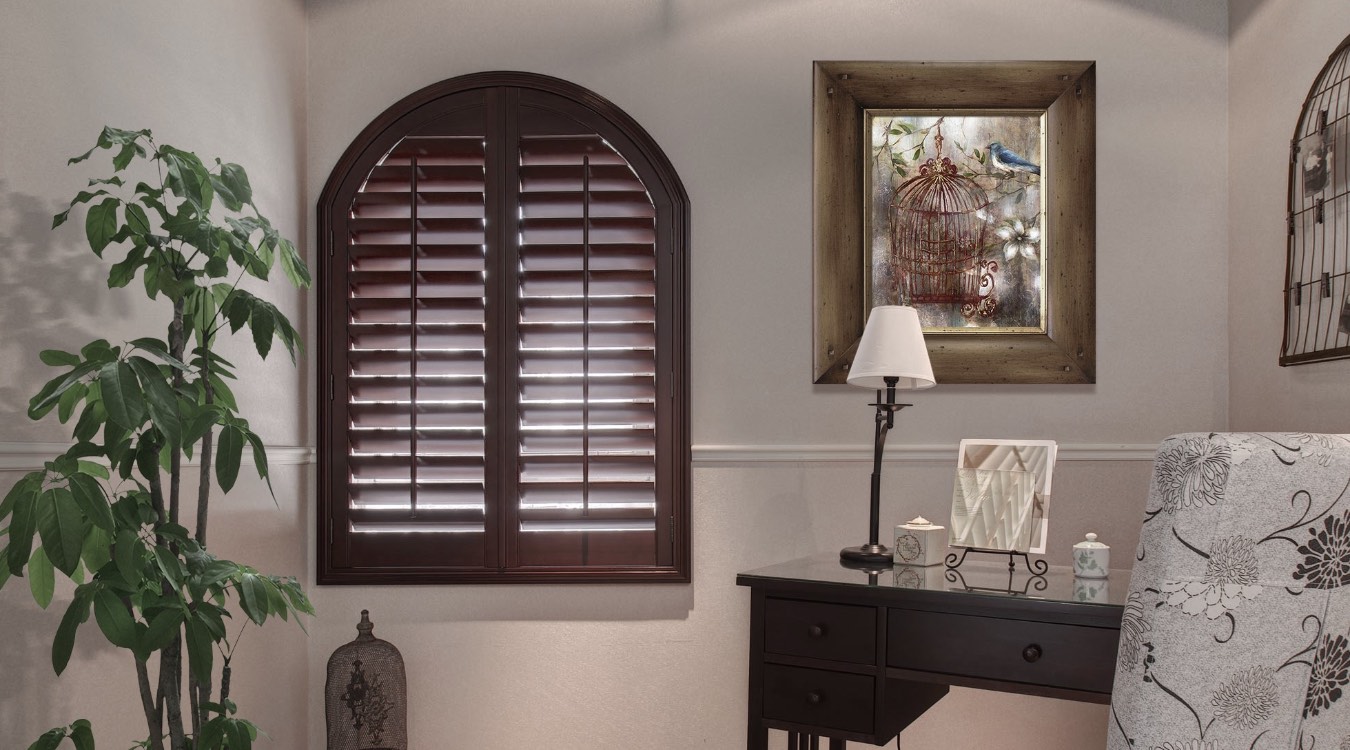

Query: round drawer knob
[807,624,827,638]
[1022,644,1043,663]
[806,691,824,705]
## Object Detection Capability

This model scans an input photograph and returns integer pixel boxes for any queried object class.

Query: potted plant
[0,127,313,750]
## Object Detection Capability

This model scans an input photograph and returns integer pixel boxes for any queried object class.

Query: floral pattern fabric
[1110,433,1350,750]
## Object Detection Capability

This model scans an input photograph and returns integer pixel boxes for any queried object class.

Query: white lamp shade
[846,305,936,390]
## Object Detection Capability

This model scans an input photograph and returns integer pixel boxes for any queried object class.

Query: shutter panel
[320,74,689,582]
[513,132,661,567]
[343,126,491,567]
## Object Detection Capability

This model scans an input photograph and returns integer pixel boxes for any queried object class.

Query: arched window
[317,72,690,583]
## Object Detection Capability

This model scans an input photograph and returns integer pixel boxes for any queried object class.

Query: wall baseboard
[0,441,1156,471]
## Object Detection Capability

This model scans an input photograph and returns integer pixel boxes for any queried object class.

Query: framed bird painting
[811,60,1096,385]
[864,110,1048,332]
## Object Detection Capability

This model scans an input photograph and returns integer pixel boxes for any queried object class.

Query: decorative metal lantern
[326,611,408,750]
[1284,32,1350,364]
[889,129,994,318]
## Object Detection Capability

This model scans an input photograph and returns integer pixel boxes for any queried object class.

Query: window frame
[317,72,690,584]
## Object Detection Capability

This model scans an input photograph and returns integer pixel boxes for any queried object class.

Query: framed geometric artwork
[813,61,1096,384]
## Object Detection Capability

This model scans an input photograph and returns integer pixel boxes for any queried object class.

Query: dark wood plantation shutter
[318,74,689,583]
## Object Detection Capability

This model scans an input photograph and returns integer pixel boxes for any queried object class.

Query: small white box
[893,516,947,566]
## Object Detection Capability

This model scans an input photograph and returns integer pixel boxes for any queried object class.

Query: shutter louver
[347,135,489,548]
[515,135,660,567]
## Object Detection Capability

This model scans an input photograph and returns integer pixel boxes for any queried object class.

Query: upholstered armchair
[1109,433,1350,749]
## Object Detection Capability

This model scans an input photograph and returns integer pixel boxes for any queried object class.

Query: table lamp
[840,305,935,565]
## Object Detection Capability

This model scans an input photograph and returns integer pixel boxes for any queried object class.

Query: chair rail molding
[691,443,1155,463]
[0,442,317,471]
[0,442,1154,471]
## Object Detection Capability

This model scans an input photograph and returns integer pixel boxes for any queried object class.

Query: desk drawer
[764,598,876,664]
[762,664,875,734]
[887,609,1118,694]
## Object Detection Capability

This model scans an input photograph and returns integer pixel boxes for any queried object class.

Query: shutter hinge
[670,370,675,400]
[669,515,676,543]
[329,373,335,401]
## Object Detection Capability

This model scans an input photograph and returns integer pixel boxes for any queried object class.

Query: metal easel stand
[944,546,1049,576]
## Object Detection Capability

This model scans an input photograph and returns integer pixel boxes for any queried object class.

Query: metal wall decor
[326,611,408,750]
[1284,33,1350,365]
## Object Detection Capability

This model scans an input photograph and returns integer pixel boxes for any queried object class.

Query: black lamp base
[839,544,893,566]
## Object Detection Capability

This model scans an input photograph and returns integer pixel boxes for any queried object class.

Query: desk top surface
[738,553,1130,616]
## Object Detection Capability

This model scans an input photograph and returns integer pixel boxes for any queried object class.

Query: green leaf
[0,547,10,591]
[128,338,190,371]
[98,360,144,430]
[93,588,137,648]
[53,588,92,674]
[215,426,243,493]
[7,486,38,575]
[29,361,100,421]
[113,141,138,171]
[76,460,110,480]
[210,164,251,212]
[184,614,214,683]
[153,546,183,589]
[68,473,114,532]
[80,340,115,363]
[37,487,88,576]
[85,198,119,256]
[243,431,275,501]
[114,530,141,587]
[277,237,312,289]
[142,607,183,652]
[29,546,55,609]
[1,471,43,523]
[124,201,151,235]
[40,349,82,367]
[69,720,94,750]
[72,405,99,444]
[250,303,274,359]
[127,357,181,449]
[57,381,88,423]
[80,524,111,573]
[26,728,65,750]
[237,573,266,625]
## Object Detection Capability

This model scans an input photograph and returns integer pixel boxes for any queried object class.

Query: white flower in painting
[1160,536,1262,619]
[996,217,1040,260]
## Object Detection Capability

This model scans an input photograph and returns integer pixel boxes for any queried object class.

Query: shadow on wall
[0,182,125,423]
[0,590,92,738]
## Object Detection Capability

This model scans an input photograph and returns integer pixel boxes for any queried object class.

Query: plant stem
[135,655,164,750]
[161,635,186,749]
[167,297,186,526]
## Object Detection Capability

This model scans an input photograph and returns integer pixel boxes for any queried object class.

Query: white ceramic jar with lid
[893,516,947,566]
[1072,532,1110,578]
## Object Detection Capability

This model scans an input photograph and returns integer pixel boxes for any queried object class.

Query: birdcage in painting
[1284,32,1350,365]
[326,611,408,750]
[889,130,994,318]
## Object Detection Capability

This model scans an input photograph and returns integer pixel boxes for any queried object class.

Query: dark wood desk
[737,555,1125,749]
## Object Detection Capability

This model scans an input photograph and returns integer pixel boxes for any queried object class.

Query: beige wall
[303,0,1224,748]
[1228,0,1350,431]
[1,0,1296,748]
[0,1,309,748]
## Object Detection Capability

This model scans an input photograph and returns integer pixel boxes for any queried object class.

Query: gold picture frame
[813,61,1096,384]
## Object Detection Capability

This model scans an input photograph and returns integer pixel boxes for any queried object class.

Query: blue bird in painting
[987,141,1041,175]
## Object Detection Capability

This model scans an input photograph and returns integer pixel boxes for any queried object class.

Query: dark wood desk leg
[828,738,845,750]
[748,589,768,750]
